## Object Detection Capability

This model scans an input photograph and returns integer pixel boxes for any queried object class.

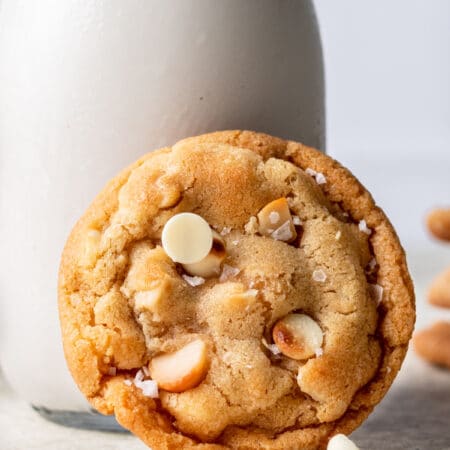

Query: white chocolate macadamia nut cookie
[59,131,415,449]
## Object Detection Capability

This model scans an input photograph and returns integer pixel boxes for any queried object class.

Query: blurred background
[315,0,450,329]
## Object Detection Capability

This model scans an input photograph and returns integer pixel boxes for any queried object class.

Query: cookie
[426,208,450,242]
[428,267,450,308]
[413,322,450,368]
[59,130,415,449]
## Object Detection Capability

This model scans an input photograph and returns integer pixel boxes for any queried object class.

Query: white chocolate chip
[312,268,327,282]
[182,231,226,278]
[161,213,213,264]
[272,313,323,360]
[358,219,372,235]
[327,434,360,450]
[182,274,206,287]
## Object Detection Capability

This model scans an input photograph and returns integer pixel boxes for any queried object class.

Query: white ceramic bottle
[0,0,324,429]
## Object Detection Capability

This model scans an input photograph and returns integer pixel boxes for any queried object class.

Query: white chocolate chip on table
[182,231,226,278]
[272,313,323,360]
[149,339,209,393]
[161,212,213,264]
[327,434,360,450]
[257,197,297,242]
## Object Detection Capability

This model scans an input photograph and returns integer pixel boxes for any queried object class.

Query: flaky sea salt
[128,369,159,398]
[386,366,392,374]
[312,268,327,282]
[261,337,281,355]
[315,172,327,185]
[269,211,280,224]
[335,230,342,240]
[358,219,372,235]
[136,379,159,398]
[315,348,323,357]
[271,221,293,241]
[182,274,205,287]
[367,257,377,271]
[220,226,232,236]
[232,240,239,246]
[292,215,302,226]
[220,264,240,282]
[134,369,145,383]
[369,283,384,305]
[305,168,327,185]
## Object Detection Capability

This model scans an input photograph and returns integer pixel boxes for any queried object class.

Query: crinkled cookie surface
[59,131,415,449]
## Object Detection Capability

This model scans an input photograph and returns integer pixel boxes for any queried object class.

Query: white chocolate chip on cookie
[182,231,226,278]
[272,313,323,360]
[162,213,213,264]
[149,339,209,393]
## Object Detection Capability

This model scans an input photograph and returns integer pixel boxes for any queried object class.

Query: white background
[315,0,450,249]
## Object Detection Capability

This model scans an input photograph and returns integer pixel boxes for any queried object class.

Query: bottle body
[0,0,324,426]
